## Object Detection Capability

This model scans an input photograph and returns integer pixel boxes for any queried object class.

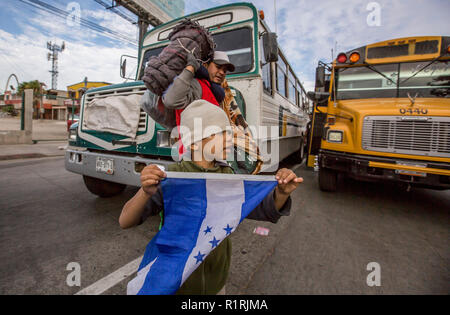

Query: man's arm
[162,54,201,109]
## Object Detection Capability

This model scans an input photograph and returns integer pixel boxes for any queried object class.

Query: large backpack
[142,19,215,96]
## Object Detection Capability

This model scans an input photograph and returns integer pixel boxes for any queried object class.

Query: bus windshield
[139,27,253,79]
[335,60,450,99]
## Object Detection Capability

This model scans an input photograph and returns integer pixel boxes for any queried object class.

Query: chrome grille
[362,116,450,158]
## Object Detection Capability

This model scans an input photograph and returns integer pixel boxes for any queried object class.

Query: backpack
[140,90,177,129]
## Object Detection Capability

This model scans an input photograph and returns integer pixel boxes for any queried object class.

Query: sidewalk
[0,117,69,160]
[0,141,68,161]
[0,117,68,141]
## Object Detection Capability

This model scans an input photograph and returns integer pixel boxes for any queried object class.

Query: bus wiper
[365,64,397,86]
[399,56,441,85]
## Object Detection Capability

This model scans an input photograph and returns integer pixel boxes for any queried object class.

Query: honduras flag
[127,172,278,295]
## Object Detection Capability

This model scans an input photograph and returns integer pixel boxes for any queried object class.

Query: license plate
[395,162,427,177]
[96,157,114,175]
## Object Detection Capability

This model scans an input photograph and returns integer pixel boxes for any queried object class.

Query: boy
[119,100,303,295]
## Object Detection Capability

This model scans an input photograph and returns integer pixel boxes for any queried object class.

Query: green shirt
[140,160,291,295]
[169,160,233,295]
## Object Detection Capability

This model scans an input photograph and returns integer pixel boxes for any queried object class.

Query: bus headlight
[157,130,177,148]
[327,130,343,143]
[69,128,77,141]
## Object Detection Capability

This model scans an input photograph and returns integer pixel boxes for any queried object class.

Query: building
[67,81,112,100]
[0,91,22,109]
[66,81,111,116]
[43,89,69,120]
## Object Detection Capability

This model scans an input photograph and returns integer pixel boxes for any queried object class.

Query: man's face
[206,62,229,84]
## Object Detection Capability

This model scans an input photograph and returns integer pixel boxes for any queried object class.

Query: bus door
[306,63,331,168]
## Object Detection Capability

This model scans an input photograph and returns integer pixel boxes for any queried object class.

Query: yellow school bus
[307,36,450,191]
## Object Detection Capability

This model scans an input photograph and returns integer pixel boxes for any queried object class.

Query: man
[162,51,235,110]
[162,51,235,155]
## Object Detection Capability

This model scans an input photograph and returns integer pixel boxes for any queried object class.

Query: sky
[0,0,449,94]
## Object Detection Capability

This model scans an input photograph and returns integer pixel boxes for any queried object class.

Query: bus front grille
[84,86,148,133]
[362,116,450,158]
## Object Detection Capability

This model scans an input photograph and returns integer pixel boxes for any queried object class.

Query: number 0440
[399,108,428,115]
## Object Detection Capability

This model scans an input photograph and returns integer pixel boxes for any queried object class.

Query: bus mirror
[315,66,326,88]
[120,59,127,78]
[120,55,137,80]
[262,32,279,63]
[307,91,329,105]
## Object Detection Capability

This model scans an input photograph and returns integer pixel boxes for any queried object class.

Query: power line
[18,0,138,47]
[92,0,137,24]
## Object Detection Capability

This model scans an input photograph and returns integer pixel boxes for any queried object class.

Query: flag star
[209,237,220,249]
[194,251,205,264]
[223,224,233,235]
[203,226,212,235]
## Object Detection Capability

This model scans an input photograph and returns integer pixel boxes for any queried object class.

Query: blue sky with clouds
[1,0,449,94]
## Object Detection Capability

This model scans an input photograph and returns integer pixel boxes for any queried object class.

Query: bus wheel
[83,175,126,198]
[318,167,338,192]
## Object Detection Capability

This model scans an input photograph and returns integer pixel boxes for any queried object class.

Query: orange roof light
[259,10,265,20]
[447,45,450,54]
[349,52,360,63]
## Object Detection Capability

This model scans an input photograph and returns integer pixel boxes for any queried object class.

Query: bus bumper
[65,149,174,187]
[319,149,450,190]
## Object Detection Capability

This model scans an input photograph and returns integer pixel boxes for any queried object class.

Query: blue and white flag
[127,172,277,295]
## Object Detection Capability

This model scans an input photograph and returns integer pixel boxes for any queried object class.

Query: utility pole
[47,41,65,90]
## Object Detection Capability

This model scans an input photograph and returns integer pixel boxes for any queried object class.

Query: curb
[0,153,66,161]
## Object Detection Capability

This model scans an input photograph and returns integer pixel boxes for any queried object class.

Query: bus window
[288,70,296,104]
[336,64,399,100]
[260,35,272,94]
[398,60,450,98]
[277,56,287,98]
[213,28,253,74]
[296,88,302,108]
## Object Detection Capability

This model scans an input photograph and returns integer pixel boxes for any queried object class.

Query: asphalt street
[0,156,448,294]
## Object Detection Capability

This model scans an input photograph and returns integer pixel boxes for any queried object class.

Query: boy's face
[191,130,233,162]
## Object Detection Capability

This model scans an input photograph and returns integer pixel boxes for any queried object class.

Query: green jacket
[140,160,292,295]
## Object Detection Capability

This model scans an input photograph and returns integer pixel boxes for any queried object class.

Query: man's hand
[273,168,303,211]
[185,53,200,73]
[140,164,166,196]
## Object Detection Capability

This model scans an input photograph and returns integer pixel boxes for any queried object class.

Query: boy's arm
[119,188,152,229]
[119,165,166,229]
[247,168,302,223]
[246,189,292,223]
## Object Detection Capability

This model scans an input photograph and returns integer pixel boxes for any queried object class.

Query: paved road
[244,169,450,294]
[0,156,448,294]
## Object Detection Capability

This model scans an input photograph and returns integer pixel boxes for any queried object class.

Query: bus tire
[318,167,338,192]
[83,175,126,198]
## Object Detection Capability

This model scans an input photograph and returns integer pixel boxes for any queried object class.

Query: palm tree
[17,80,46,119]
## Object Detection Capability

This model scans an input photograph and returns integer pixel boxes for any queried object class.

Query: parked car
[67,114,79,131]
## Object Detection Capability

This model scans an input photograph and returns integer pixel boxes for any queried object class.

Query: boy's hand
[275,168,303,196]
[140,164,166,196]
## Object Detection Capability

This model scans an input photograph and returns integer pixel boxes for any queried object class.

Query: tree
[17,80,46,119]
